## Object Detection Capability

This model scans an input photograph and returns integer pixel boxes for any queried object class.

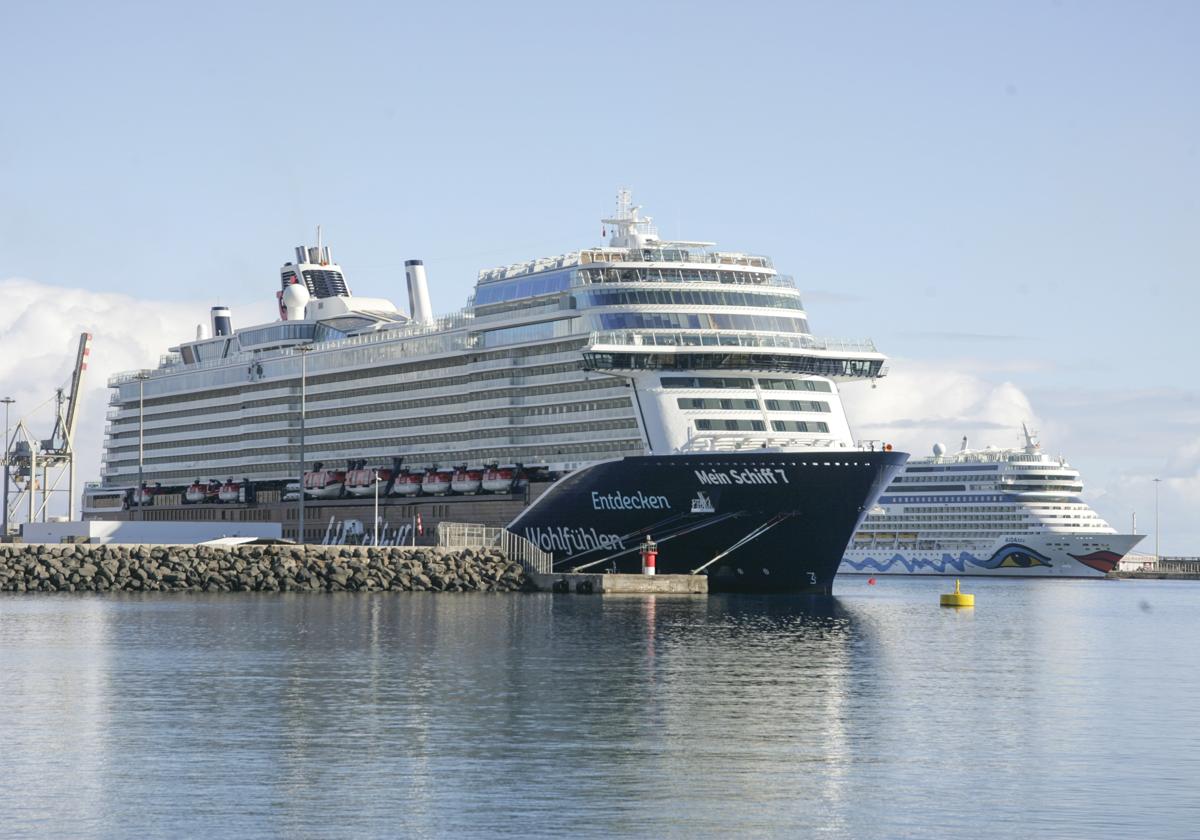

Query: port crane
[3,333,92,532]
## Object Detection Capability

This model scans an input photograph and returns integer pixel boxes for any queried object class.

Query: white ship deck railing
[477,248,776,283]
[579,249,774,269]
[677,435,857,452]
[585,330,879,355]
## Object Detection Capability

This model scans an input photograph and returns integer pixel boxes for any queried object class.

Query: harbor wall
[0,543,528,593]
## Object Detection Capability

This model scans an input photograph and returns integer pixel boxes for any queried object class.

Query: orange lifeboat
[421,467,452,496]
[303,463,346,499]
[218,478,243,503]
[482,465,517,494]
[451,466,483,495]
[390,471,423,497]
[344,460,392,497]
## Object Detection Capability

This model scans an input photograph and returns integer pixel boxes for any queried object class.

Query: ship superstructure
[840,426,1142,576]
[91,191,906,592]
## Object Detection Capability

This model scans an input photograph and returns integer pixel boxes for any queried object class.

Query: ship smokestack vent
[210,306,233,337]
[405,259,434,325]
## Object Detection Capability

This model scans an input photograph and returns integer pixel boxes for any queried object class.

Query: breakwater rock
[0,544,529,593]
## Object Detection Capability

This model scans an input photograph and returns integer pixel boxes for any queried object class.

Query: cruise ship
[840,426,1142,577]
[85,191,907,592]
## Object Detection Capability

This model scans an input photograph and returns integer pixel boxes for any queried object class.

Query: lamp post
[2,396,13,537]
[135,372,149,520]
[296,346,312,544]
[1154,477,1161,564]
[373,468,380,547]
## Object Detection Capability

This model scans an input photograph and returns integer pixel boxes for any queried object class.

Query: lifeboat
[451,467,483,495]
[482,465,518,494]
[390,471,423,496]
[218,478,243,504]
[303,463,346,499]
[421,467,452,496]
[132,484,157,507]
[184,478,219,504]
[282,481,301,502]
[345,463,393,497]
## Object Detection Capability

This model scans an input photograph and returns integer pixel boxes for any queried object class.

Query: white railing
[678,435,853,452]
[586,330,879,354]
[436,522,553,574]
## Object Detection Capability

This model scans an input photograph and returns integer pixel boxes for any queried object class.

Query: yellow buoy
[940,578,975,608]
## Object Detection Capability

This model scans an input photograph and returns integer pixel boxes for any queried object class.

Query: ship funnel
[405,260,434,325]
[210,306,233,337]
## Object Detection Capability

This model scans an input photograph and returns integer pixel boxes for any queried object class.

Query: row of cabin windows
[108,411,640,458]
[660,376,832,393]
[107,420,643,467]
[693,418,831,434]
[110,395,634,444]
[122,339,590,410]
[575,288,803,311]
[676,398,831,413]
[112,375,621,431]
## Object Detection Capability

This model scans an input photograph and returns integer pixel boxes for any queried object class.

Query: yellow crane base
[940,579,975,608]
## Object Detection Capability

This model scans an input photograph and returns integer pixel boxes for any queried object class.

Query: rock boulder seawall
[0,544,529,593]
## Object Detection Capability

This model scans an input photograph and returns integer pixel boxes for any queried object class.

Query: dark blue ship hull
[507,450,907,593]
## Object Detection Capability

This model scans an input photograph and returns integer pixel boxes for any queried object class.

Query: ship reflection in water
[0,581,1196,838]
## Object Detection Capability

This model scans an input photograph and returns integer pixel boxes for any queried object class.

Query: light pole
[135,372,148,520]
[2,396,13,537]
[373,468,380,546]
[1154,477,1161,564]
[296,346,312,544]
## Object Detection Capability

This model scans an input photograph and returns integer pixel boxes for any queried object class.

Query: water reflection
[1,582,1198,839]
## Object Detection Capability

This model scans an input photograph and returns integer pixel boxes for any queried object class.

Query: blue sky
[2,1,1197,550]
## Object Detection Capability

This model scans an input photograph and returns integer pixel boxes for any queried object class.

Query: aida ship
[840,426,1141,577]
[85,191,906,593]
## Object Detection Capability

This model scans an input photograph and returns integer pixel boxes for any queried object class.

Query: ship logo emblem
[691,491,716,514]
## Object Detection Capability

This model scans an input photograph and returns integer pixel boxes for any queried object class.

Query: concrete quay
[528,571,708,595]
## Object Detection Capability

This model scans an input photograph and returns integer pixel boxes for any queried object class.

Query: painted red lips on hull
[1070,550,1122,574]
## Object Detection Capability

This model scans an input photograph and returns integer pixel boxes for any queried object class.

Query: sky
[1,1,1197,551]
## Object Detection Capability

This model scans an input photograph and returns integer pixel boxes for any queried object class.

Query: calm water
[1,577,1196,839]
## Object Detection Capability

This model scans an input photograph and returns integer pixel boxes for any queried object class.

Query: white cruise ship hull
[841,532,1144,577]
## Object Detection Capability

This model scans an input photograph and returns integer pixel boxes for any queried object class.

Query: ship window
[479,319,574,348]
[575,289,804,311]
[238,323,317,348]
[765,399,830,413]
[695,419,766,432]
[770,420,830,433]
[473,269,574,307]
[757,378,833,392]
[661,376,754,389]
[677,398,759,411]
[598,312,808,334]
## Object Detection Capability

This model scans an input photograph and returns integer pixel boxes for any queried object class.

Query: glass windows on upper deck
[473,269,574,308]
[575,288,803,311]
[597,312,810,334]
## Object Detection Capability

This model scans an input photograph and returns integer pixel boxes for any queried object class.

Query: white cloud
[0,278,209,517]
[842,360,1200,554]
[841,358,1039,456]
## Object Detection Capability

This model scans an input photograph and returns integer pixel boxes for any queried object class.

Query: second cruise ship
[840,427,1142,577]
[87,191,906,592]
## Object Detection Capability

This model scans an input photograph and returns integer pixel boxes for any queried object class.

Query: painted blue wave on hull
[843,543,1055,574]
[841,553,984,573]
